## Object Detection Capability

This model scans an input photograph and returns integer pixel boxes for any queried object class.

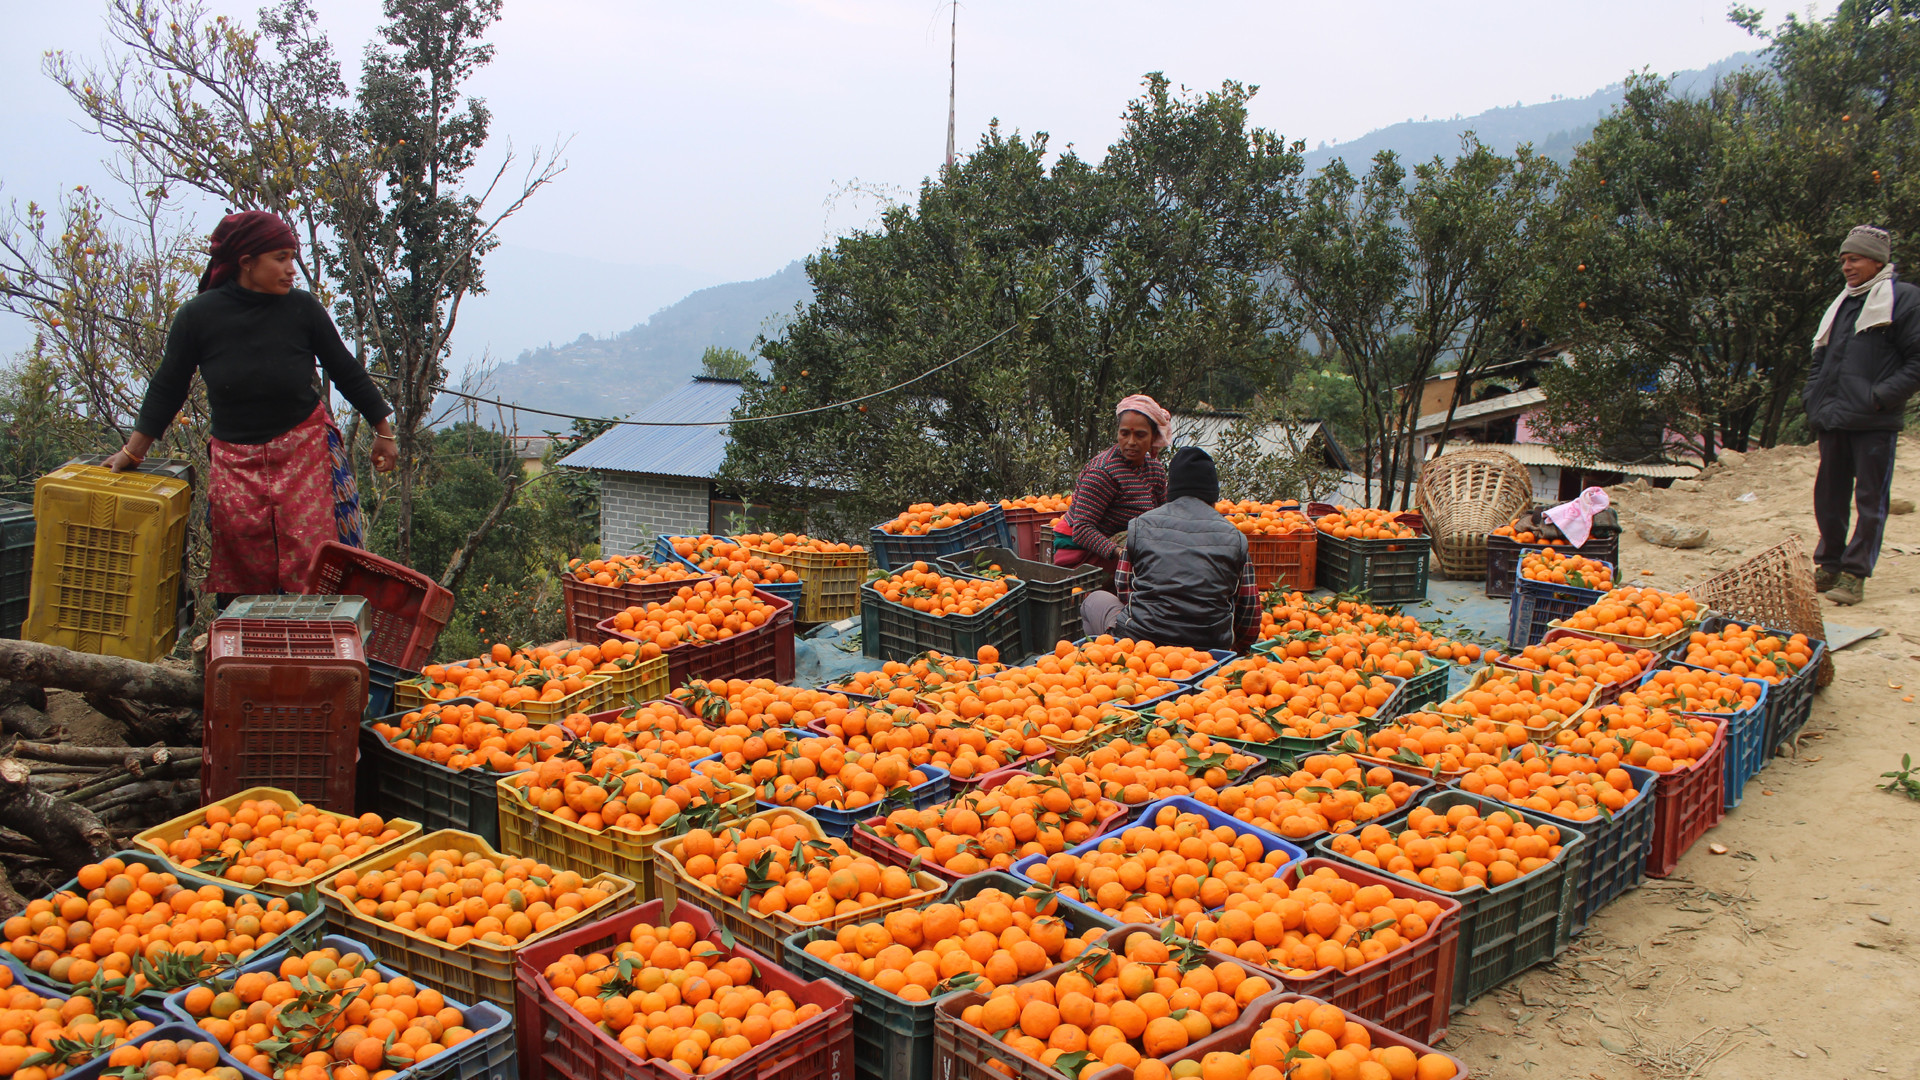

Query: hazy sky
[0,0,1832,366]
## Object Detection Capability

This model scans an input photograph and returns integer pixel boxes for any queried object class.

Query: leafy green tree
[720,76,1305,534]
[699,347,756,380]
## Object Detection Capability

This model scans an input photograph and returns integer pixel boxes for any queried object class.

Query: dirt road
[1446,439,1920,1079]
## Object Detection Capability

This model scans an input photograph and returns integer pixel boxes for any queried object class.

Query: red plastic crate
[203,618,368,811]
[999,505,1061,563]
[561,570,718,644]
[304,541,453,669]
[1246,529,1318,592]
[1252,858,1460,1045]
[514,897,855,1080]
[597,588,795,687]
[1646,720,1728,878]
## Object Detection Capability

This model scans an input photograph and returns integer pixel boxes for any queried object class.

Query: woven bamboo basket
[1415,449,1536,581]
[1693,534,1833,688]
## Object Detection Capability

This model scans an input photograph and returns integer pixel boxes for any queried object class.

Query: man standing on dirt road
[1804,225,1920,606]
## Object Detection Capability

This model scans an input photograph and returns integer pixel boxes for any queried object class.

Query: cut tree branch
[0,640,201,706]
[0,758,112,876]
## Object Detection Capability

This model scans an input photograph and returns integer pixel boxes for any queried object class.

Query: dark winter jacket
[1804,279,1920,433]
[1111,497,1250,651]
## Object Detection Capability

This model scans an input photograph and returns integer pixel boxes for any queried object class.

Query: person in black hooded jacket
[1076,447,1261,652]
[1803,224,1920,606]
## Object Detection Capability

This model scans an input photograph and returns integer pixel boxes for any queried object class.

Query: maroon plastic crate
[561,569,718,644]
[998,505,1063,563]
[304,541,453,669]
[204,618,368,811]
[596,588,796,687]
[514,896,855,1080]
[1646,719,1728,878]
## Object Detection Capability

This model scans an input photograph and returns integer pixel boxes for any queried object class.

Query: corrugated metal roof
[557,378,743,480]
[1169,414,1352,471]
[1432,441,1700,479]
[1414,387,1548,433]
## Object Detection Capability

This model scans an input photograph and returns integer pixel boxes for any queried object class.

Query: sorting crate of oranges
[395,643,611,723]
[133,787,419,896]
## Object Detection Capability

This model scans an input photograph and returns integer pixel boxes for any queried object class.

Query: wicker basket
[1416,450,1535,581]
[1693,534,1834,691]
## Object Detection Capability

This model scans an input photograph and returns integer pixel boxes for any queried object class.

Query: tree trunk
[84,694,201,747]
[0,703,53,740]
[440,469,523,592]
[0,758,112,876]
[0,640,202,706]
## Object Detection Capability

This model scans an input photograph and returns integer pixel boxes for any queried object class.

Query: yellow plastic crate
[594,652,671,711]
[748,544,868,623]
[652,807,946,964]
[318,828,635,1010]
[25,461,191,661]
[495,775,755,901]
[133,785,422,897]
[394,671,610,725]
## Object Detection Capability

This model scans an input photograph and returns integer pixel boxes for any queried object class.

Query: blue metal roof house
[557,376,747,554]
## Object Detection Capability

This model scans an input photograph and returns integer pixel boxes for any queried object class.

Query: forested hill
[483,52,1758,422]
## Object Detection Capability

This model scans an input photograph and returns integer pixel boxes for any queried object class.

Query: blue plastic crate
[1507,560,1613,650]
[1664,615,1826,757]
[61,1021,239,1080]
[653,534,805,607]
[1646,661,1769,810]
[160,934,515,1080]
[1009,794,1307,925]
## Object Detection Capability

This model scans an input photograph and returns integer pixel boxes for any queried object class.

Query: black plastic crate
[866,505,1010,572]
[935,545,1101,657]
[365,657,415,721]
[357,697,515,846]
[1486,527,1621,599]
[859,579,1025,663]
[0,499,33,637]
[1316,531,1431,602]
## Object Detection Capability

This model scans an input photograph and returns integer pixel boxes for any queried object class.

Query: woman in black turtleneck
[109,211,398,603]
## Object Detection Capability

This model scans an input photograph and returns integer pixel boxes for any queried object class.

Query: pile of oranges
[1493,518,1571,546]
[800,883,1105,999]
[0,968,161,1077]
[1023,806,1295,925]
[670,811,942,922]
[1454,749,1640,820]
[954,929,1271,1078]
[1556,587,1700,642]
[1072,638,1224,681]
[567,554,705,587]
[151,800,409,889]
[1000,494,1071,514]
[1432,670,1597,737]
[1314,508,1420,541]
[4,857,311,995]
[1212,755,1424,840]
[1633,666,1763,715]
[1552,699,1720,772]
[813,704,1042,780]
[326,847,617,949]
[1520,549,1615,591]
[870,564,1012,617]
[1258,593,1483,667]
[827,650,1005,697]
[672,677,854,731]
[1150,654,1400,742]
[733,531,865,556]
[867,771,1122,876]
[368,701,569,774]
[541,918,823,1076]
[1339,712,1529,776]
[413,643,605,708]
[503,748,745,834]
[1052,730,1258,808]
[1325,801,1569,892]
[97,1036,231,1080]
[1171,862,1445,977]
[916,667,1167,749]
[1180,998,1458,1080]
[1494,636,1656,687]
[878,502,992,535]
[572,700,736,764]
[666,536,798,585]
[1215,500,1315,535]
[606,577,781,649]
[175,944,480,1080]
[757,736,938,812]
[1676,624,1817,683]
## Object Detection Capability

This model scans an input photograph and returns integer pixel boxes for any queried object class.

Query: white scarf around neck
[1812,264,1897,351]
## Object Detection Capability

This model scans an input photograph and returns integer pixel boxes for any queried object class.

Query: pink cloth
[1545,488,1611,548]
[1116,394,1172,451]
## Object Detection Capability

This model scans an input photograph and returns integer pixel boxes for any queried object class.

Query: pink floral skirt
[206,403,366,594]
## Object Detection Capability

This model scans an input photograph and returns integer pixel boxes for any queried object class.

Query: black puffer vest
[1112,497,1247,651]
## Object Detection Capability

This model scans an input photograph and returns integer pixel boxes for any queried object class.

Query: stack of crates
[204,614,368,812]
[24,458,192,662]
[0,500,34,639]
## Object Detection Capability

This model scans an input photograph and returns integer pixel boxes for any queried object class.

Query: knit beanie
[1165,447,1219,504]
[1841,225,1892,264]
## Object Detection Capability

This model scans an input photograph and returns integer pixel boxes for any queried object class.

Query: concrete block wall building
[558,377,744,554]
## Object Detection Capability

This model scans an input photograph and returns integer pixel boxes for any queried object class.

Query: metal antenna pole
[945,1,957,168]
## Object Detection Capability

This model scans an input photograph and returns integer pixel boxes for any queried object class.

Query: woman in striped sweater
[1051,395,1171,572]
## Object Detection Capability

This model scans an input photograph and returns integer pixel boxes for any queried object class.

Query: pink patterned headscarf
[1115,394,1172,451]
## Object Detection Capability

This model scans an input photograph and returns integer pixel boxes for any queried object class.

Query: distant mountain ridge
[487,52,1761,421]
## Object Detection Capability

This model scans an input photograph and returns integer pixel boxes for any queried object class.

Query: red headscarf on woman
[198,210,300,293]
